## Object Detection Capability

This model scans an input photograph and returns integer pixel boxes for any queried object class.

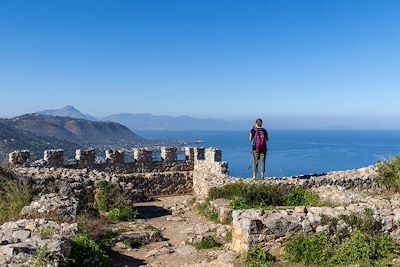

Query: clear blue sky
[0,0,399,126]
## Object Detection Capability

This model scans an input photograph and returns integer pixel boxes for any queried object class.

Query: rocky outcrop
[0,219,77,266]
[21,193,79,219]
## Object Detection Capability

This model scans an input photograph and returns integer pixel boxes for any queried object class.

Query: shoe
[261,173,265,179]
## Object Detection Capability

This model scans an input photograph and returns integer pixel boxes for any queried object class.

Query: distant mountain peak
[37,106,98,121]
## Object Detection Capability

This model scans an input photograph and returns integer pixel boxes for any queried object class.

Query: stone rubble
[0,219,77,266]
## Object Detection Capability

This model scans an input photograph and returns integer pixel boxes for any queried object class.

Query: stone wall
[10,146,229,198]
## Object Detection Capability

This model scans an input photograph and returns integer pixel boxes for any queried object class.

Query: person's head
[255,118,263,128]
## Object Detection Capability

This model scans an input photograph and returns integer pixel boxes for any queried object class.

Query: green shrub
[377,156,400,192]
[230,196,248,210]
[245,246,276,267]
[192,236,221,249]
[70,233,112,267]
[196,199,219,222]
[339,208,382,236]
[95,181,126,212]
[108,207,139,222]
[284,233,334,265]
[0,177,32,224]
[284,232,399,266]
[287,187,319,206]
[209,183,320,209]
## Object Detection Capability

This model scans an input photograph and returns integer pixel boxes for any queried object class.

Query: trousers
[252,150,266,176]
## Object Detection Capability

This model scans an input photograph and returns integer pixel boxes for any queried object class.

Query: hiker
[249,118,269,179]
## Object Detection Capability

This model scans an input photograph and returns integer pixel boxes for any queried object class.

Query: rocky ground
[111,195,241,267]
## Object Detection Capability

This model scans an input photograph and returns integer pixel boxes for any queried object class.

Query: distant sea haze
[138,130,400,178]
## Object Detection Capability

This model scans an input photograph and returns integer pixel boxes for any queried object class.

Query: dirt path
[111,195,241,267]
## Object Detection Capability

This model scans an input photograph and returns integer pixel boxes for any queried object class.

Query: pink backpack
[254,127,267,152]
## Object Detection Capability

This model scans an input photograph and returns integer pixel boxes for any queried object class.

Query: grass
[244,246,276,267]
[192,236,222,249]
[37,226,57,239]
[209,183,320,210]
[196,199,219,222]
[0,176,32,224]
[284,231,399,266]
[70,232,113,267]
[107,207,139,222]
[377,156,400,192]
[29,244,64,267]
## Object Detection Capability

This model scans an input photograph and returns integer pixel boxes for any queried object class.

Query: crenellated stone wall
[9,146,229,197]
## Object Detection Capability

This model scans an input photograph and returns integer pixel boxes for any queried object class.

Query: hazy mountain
[103,113,240,131]
[37,105,98,121]
[5,114,143,146]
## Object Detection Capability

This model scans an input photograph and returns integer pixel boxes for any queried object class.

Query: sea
[137,130,400,178]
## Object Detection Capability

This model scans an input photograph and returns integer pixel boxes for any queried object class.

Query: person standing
[249,118,269,179]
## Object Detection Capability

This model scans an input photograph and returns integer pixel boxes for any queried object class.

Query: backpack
[253,127,267,152]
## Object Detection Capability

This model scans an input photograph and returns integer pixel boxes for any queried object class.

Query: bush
[95,181,126,212]
[287,187,319,206]
[70,233,113,267]
[0,177,32,224]
[108,207,139,222]
[339,208,382,236]
[192,236,221,249]
[284,232,399,266]
[377,156,400,192]
[245,246,276,267]
[76,213,111,239]
[209,183,320,209]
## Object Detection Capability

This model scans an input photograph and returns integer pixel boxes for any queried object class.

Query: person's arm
[249,132,253,141]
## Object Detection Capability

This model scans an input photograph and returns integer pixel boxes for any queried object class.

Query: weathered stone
[21,193,79,219]
[105,149,125,163]
[210,198,233,224]
[160,147,178,163]
[75,149,95,165]
[44,149,64,167]
[316,225,330,233]
[133,148,152,163]
[0,219,77,267]
[205,147,222,162]
[8,150,30,166]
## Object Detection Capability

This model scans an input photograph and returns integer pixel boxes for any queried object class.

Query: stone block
[105,149,125,163]
[133,148,152,163]
[8,150,30,166]
[44,149,64,167]
[75,149,95,165]
[160,147,177,163]
[205,147,222,162]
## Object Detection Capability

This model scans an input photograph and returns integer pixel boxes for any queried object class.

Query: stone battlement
[8,147,228,174]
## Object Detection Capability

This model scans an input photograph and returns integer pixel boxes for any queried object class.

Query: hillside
[0,121,80,161]
[0,114,167,161]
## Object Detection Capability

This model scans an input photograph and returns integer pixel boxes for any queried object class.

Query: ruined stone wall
[9,146,228,197]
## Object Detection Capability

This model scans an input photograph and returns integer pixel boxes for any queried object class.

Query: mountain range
[37,106,241,131]
[0,112,171,161]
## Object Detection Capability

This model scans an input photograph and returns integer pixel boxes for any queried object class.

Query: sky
[0,0,399,128]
